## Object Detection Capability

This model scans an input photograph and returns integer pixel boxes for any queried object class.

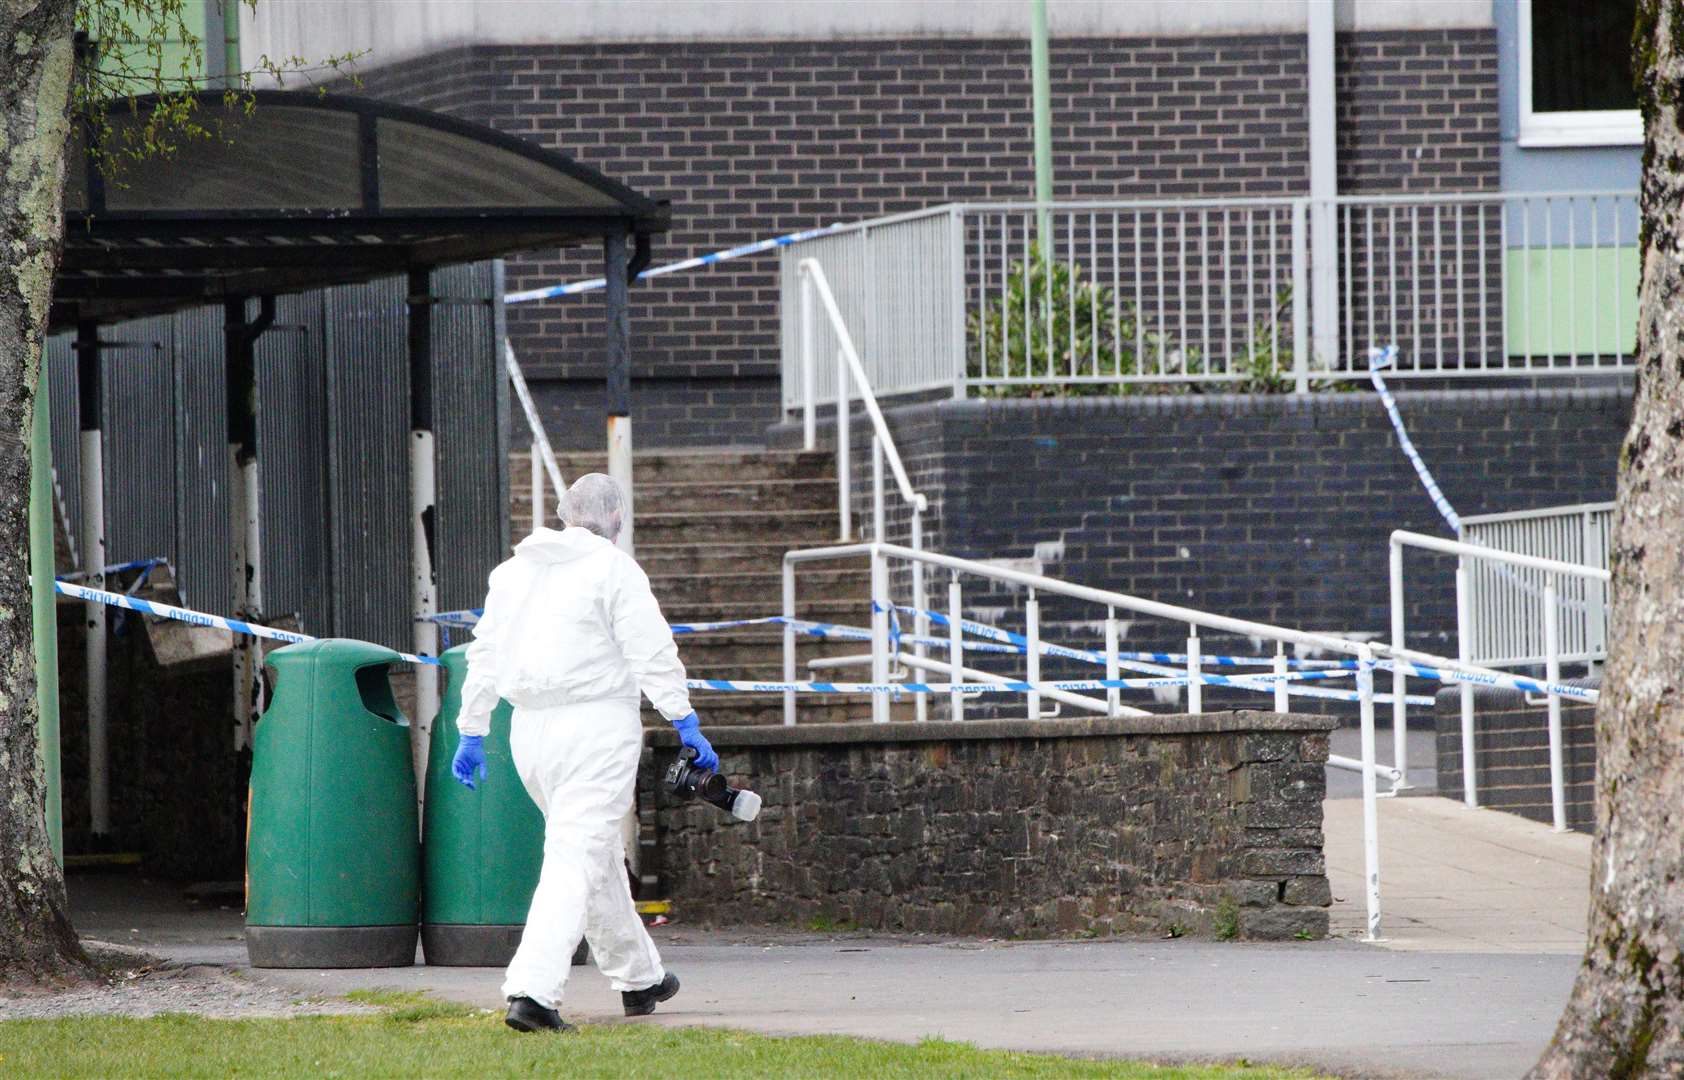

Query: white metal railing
[1459,502,1612,667]
[777,192,1639,400]
[1389,529,1610,833]
[791,258,932,721]
[780,538,1600,941]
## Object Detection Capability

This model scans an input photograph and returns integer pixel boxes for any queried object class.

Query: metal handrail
[1389,529,1608,834]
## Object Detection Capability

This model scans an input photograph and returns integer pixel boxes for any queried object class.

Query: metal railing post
[1291,199,1310,393]
[911,506,927,722]
[1025,589,1041,720]
[836,347,850,540]
[1358,643,1382,941]
[1273,642,1289,713]
[1456,558,1478,807]
[1186,628,1202,715]
[783,560,797,726]
[800,269,816,449]
[530,442,544,531]
[870,546,890,723]
[1105,607,1121,717]
[871,436,886,542]
[948,205,968,400]
[948,575,964,722]
[1389,539,1412,791]
[1544,577,1567,831]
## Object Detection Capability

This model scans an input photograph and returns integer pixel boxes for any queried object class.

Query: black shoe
[505,995,573,1033]
[621,971,680,1017]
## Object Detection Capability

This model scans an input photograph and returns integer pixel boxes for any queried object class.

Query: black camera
[664,747,761,822]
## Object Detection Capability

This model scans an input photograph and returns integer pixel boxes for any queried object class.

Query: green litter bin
[421,645,545,966]
[246,639,419,968]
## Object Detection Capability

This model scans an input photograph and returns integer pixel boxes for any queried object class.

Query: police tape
[56,556,169,583]
[505,223,850,304]
[1373,657,1599,703]
[683,673,1425,703]
[1369,345,1461,533]
[56,580,444,667]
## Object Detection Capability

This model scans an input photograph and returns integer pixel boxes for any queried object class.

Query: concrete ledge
[647,710,1335,748]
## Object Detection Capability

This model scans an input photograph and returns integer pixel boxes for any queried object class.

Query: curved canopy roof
[55,90,668,326]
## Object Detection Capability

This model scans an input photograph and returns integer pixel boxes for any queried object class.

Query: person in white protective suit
[448,472,717,1034]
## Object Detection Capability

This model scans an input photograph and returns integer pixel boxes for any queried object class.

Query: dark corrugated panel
[46,333,80,552]
[257,292,331,634]
[172,304,231,615]
[324,274,410,648]
[102,317,176,574]
[431,261,506,613]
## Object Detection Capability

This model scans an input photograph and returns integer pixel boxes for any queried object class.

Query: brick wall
[644,713,1334,940]
[775,386,1628,668]
[1434,683,1597,832]
[348,29,1498,447]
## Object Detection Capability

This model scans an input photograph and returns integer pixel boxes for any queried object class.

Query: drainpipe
[1030,0,1054,254]
[74,319,109,840]
[1307,0,1339,372]
[226,296,274,753]
[33,343,62,865]
[408,269,440,799]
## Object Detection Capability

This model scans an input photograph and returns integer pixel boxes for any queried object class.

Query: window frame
[1517,0,1642,148]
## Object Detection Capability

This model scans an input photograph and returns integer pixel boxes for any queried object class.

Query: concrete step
[520,449,836,484]
[514,477,837,515]
[642,695,912,727]
[664,597,869,625]
[673,636,870,669]
[634,509,839,545]
[650,568,867,607]
[638,543,855,577]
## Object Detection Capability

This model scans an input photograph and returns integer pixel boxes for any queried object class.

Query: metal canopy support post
[1389,540,1412,790]
[408,269,440,797]
[75,319,109,838]
[33,341,63,866]
[225,296,274,753]
[605,231,634,556]
[1307,0,1338,373]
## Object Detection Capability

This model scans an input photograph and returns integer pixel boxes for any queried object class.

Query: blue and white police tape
[57,556,169,583]
[1373,657,1598,703]
[505,223,850,305]
[58,580,444,667]
[1369,345,1460,533]
[685,673,1426,704]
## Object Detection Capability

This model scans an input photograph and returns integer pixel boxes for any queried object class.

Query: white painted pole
[1105,607,1121,718]
[608,415,634,556]
[871,436,885,543]
[1186,629,1202,715]
[801,270,816,450]
[79,429,108,838]
[530,442,544,531]
[782,559,797,726]
[911,507,927,723]
[869,547,889,723]
[229,442,251,753]
[948,576,964,722]
[1307,0,1338,371]
[1273,642,1289,713]
[1544,577,1567,832]
[836,348,851,540]
[1025,590,1041,720]
[1358,644,1383,941]
[1456,559,1478,807]
[1389,540,1412,790]
[410,429,440,763]
[241,455,266,731]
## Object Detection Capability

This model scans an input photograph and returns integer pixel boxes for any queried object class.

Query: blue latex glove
[452,735,487,790]
[671,712,718,771]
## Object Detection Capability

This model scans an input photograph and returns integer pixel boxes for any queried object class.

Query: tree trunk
[1530,3,1684,1075]
[0,0,89,986]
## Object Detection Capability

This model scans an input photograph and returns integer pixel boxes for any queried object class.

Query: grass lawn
[0,991,1328,1079]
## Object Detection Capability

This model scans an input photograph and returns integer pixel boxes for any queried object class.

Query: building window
[1518,0,1641,147]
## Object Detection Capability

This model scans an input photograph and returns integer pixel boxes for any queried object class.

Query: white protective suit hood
[456,526,692,736]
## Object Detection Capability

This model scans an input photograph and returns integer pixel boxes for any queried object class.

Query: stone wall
[344,28,1498,448]
[643,712,1334,940]
[1433,683,1598,833]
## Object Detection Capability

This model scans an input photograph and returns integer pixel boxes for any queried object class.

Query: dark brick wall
[346,28,1497,448]
[778,386,1628,666]
[644,713,1333,940]
[1434,683,1597,832]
